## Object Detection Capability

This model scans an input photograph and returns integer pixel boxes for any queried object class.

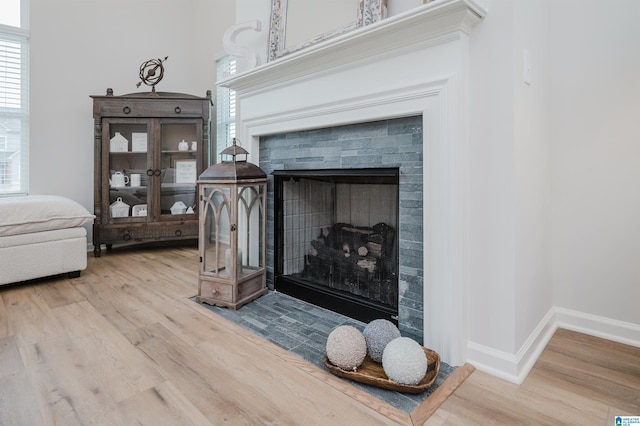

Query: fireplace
[273,168,400,324]
[218,0,484,364]
[260,117,424,343]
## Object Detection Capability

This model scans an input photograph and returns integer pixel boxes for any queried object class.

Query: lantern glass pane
[203,187,232,276]
[237,184,264,276]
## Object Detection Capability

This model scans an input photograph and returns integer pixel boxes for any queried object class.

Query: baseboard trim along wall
[554,307,640,348]
[467,307,640,384]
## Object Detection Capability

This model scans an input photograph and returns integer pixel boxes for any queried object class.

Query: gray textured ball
[362,319,401,363]
[382,337,428,385]
[326,325,367,371]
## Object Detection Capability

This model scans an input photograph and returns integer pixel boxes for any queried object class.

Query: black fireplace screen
[273,168,399,322]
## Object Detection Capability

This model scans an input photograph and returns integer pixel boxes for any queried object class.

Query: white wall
[465,0,640,375]
[513,0,553,360]
[468,0,519,355]
[469,0,640,378]
[512,0,552,355]
[29,0,235,241]
[550,0,640,328]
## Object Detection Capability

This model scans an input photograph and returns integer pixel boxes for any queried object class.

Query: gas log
[303,222,396,306]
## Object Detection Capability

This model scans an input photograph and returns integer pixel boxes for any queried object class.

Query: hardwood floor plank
[3,284,64,344]
[412,363,475,425]
[0,292,9,339]
[18,338,128,425]
[535,348,640,409]
[431,328,640,425]
[182,297,411,425]
[117,381,212,426]
[51,300,166,403]
[0,335,45,426]
[70,268,143,337]
[76,267,226,350]
[442,372,563,425]
[197,337,405,425]
[134,321,398,425]
[470,366,609,425]
[546,328,640,378]
[98,247,199,299]
[35,276,86,309]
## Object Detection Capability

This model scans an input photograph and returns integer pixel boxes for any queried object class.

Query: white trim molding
[555,307,640,348]
[467,306,640,384]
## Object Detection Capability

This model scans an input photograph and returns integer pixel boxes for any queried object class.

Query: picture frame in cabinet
[175,160,197,184]
[131,132,148,152]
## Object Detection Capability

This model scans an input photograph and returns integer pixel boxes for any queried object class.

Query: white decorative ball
[326,325,367,371]
[382,337,428,385]
[362,319,401,363]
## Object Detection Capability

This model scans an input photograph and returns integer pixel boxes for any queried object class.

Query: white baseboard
[466,306,640,384]
[554,307,640,348]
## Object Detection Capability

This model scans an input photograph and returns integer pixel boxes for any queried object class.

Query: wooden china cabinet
[91,89,212,257]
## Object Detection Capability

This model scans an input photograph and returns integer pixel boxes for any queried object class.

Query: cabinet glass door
[159,120,201,218]
[105,121,150,221]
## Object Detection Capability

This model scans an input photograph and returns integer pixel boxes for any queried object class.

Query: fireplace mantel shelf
[219,0,486,93]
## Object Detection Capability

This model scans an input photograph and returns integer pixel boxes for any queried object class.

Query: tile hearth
[196,291,456,414]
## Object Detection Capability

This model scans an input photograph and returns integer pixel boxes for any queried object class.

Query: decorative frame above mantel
[267,0,388,62]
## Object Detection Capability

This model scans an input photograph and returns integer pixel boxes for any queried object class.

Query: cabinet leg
[94,245,102,258]
[106,244,113,251]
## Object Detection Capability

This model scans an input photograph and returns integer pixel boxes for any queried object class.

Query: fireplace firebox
[273,168,399,323]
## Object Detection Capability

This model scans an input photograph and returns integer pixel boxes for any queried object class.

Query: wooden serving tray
[323,347,440,394]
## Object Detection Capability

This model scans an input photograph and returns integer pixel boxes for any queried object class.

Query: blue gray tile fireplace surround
[259,115,424,343]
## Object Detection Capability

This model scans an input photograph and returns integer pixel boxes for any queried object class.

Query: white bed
[0,195,94,286]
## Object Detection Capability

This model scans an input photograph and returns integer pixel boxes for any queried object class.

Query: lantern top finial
[220,138,249,162]
[198,138,267,182]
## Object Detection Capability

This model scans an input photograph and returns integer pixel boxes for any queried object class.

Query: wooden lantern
[196,139,268,310]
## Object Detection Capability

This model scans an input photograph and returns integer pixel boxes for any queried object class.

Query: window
[0,0,29,195]
[0,161,10,184]
[215,55,236,162]
[0,0,21,27]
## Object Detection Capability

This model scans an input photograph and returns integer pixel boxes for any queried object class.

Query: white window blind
[0,24,29,195]
[215,55,236,162]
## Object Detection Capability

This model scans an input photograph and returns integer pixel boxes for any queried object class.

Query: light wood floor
[1,246,638,425]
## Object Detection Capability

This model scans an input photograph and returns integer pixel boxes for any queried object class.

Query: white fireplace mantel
[220,0,486,94]
[218,0,486,366]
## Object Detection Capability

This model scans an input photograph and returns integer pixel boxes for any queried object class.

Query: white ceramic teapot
[111,171,129,188]
[178,140,189,151]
